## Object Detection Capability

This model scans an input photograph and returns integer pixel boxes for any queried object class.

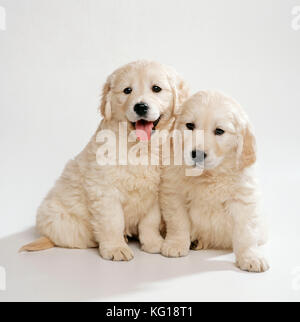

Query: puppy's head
[100,60,189,141]
[176,91,256,172]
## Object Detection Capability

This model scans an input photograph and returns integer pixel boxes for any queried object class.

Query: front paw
[99,243,134,261]
[236,249,269,273]
[161,239,190,258]
[141,237,164,254]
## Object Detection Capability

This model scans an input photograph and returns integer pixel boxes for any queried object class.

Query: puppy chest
[120,169,159,236]
[123,191,157,236]
[189,195,234,248]
[115,165,160,192]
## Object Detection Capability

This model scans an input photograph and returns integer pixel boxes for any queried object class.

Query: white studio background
[1,0,300,239]
[0,0,300,299]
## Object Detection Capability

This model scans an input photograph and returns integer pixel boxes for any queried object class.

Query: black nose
[191,150,207,163]
[134,102,149,116]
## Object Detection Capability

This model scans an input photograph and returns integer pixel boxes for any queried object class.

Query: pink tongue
[135,120,154,141]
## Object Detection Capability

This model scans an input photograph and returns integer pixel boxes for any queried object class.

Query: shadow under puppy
[160,91,269,272]
[21,60,189,261]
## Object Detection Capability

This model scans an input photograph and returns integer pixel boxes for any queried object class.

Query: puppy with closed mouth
[21,60,189,261]
[160,91,269,272]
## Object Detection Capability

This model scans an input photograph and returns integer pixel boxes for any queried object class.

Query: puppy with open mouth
[21,60,189,261]
[160,91,269,272]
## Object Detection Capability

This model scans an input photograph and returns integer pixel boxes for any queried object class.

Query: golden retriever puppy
[160,91,269,272]
[21,60,189,261]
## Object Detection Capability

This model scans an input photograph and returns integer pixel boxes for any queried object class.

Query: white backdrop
[0,0,300,301]
[1,0,300,237]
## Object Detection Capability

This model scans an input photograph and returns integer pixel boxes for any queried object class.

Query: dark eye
[186,123,195,130]
[152,85,162,93]
[123,87,132,95]
[215,128,225,136]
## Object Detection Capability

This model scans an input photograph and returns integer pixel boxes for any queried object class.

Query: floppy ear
[238,124,257,170]
[99,76,112,121]
[169,73,190,115]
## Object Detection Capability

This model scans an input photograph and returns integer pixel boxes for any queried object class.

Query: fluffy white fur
[160,91,269,272]
[28,61,189,261]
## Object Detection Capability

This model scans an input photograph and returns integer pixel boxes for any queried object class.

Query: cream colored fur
[22,61,189,261]
[160,91,269,272]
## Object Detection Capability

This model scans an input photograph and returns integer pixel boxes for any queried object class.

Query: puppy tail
[19,237,55,253]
